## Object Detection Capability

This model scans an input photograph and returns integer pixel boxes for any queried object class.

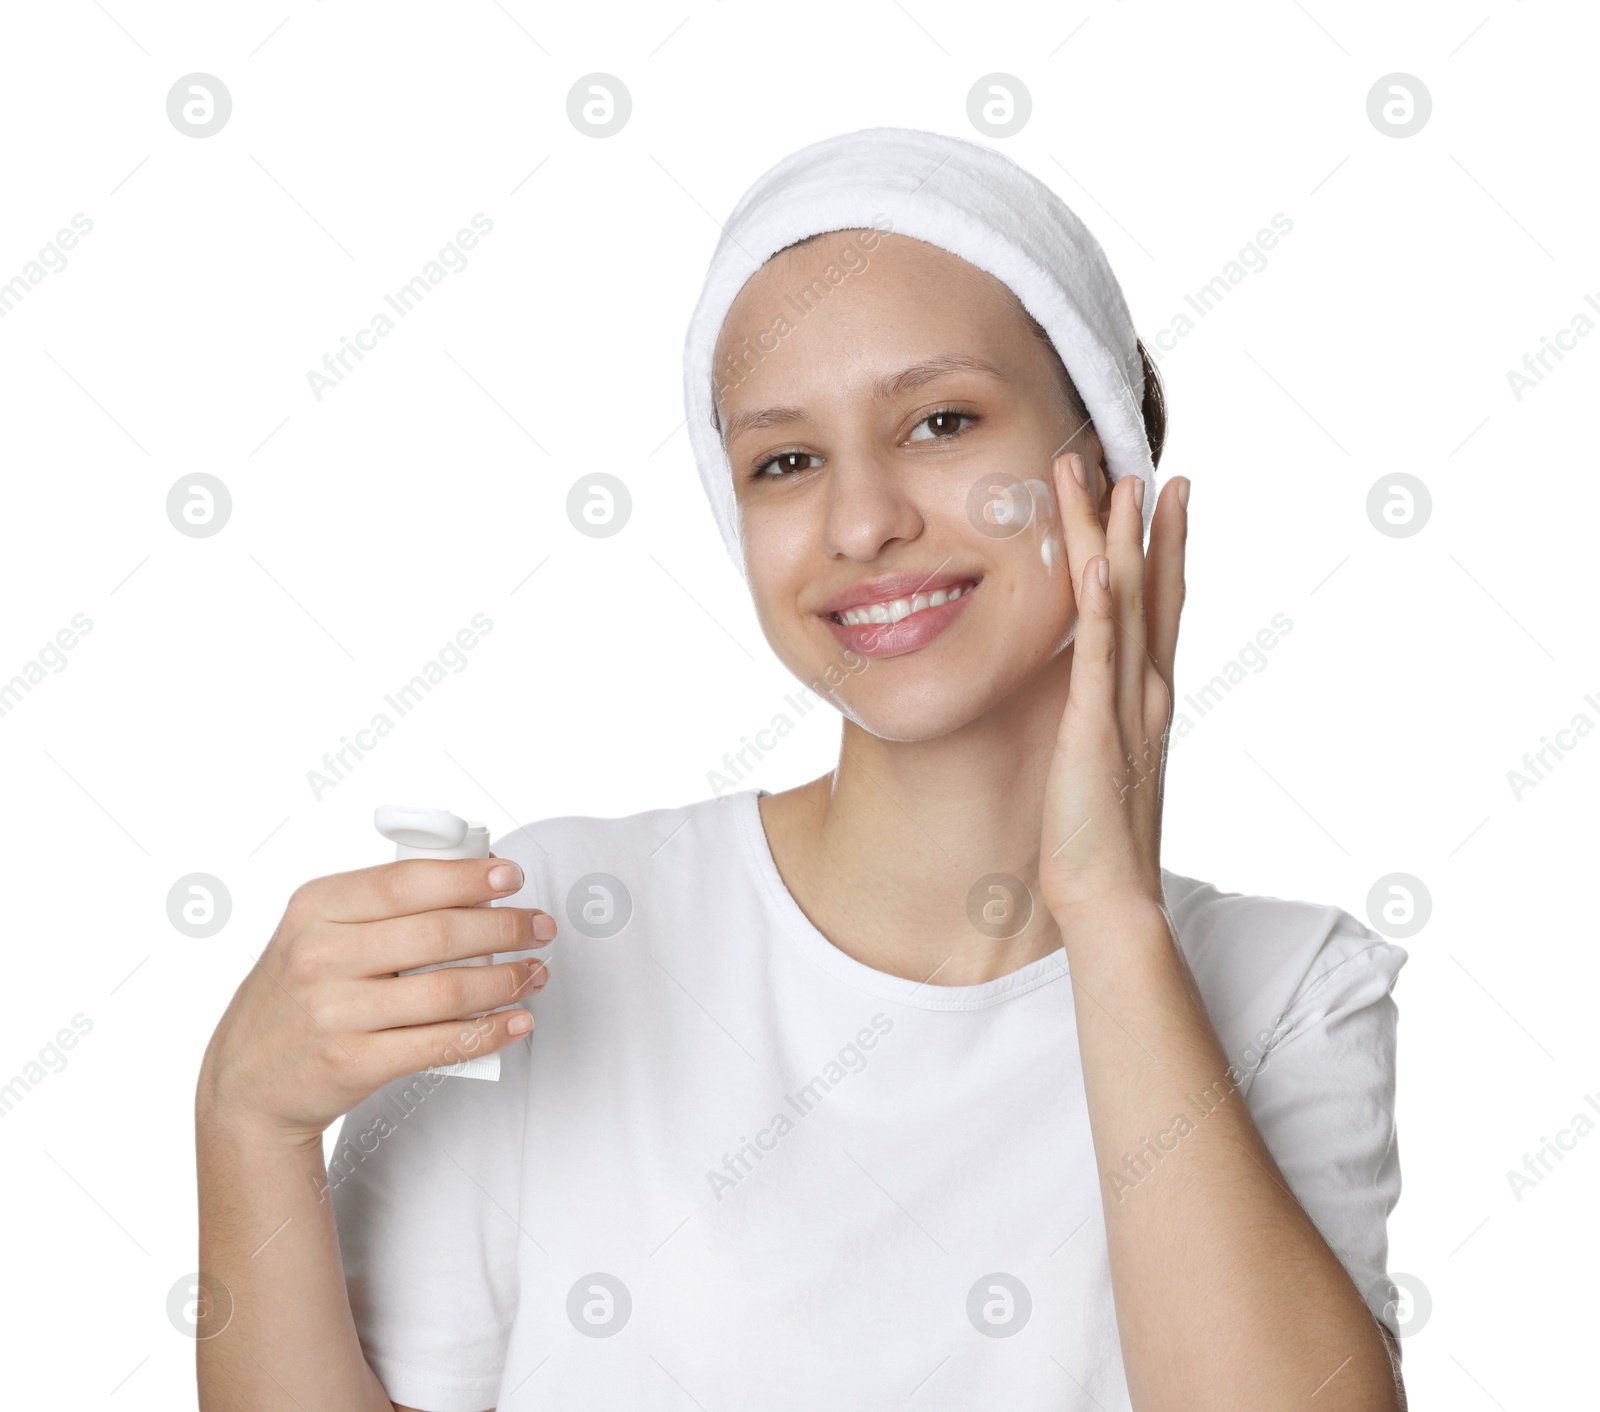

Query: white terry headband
[681,125,1158,577]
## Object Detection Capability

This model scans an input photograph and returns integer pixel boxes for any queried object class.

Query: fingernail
[1096,558,1109,589]
[1070,453,1087,489]
[506,1009,533,1035]
[488,862,524,891]
[1131,476,1145,510]
[532,913,557,942]
[1177,478,1190,510]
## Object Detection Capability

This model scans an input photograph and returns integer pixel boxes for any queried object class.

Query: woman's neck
[758,651,1075,986]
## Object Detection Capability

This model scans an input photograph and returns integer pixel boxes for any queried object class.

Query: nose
[821,444,924,561]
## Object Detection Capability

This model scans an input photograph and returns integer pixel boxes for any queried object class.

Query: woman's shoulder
[1159,867,1409,1048]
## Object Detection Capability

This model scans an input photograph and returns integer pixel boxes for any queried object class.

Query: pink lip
[823,581,980,660]
[819,569,977,617]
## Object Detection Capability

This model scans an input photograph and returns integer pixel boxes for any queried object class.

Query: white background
[1,0,1593,1405]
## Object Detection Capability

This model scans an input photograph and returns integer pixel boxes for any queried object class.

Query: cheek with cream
[1016,471,1079,653]
[1023,476,1064,571]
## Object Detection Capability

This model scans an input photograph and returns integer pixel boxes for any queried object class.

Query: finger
[1144,476,1189,696]
[1052,451,1109,610]
[300,854,528,926]
[1106,474,1149,747]
[363,956,548,1029]
[1065,555,1116,723]
[369,1005,535,1077]
[350,904,555,976]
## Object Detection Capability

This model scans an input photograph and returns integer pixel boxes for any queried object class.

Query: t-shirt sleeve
[328,1040,530,1412]
[1241,919,1408,1337]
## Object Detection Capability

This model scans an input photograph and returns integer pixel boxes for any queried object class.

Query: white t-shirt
[330,787,1407,1412]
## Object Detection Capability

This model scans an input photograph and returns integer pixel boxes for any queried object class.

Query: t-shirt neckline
[729,786,1071,1011]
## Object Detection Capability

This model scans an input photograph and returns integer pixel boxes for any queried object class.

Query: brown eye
[755,451,823,479]
[906,410,974,443]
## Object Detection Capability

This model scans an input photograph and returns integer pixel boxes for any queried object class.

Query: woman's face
[714,230,1108,741]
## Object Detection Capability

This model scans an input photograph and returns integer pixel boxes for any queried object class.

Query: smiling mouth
[829,578,980,627]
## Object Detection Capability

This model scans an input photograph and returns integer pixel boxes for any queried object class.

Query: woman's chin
[829,662,1040,743]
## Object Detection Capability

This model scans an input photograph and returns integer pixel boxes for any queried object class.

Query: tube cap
[374,805,490,861]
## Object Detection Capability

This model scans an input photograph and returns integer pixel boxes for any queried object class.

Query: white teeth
[837,581,975,627]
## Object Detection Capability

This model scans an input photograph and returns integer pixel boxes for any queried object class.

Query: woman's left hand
[1038,452,1189,927]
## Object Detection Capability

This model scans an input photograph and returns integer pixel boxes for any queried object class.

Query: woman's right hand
[195,854,554,1148]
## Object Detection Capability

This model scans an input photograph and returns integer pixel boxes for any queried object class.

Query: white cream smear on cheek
[1023,477,1064,571]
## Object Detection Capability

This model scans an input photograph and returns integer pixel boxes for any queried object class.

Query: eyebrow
[718,353,1009,445]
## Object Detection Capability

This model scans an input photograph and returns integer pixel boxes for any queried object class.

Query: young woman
[196,128,1407,1411]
